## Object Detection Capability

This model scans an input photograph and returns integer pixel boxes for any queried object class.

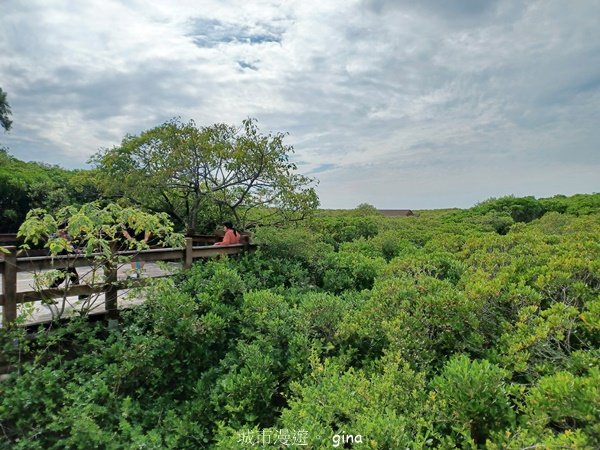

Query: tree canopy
[18,202,184,255]
[0,86,12,132]
[15,202,184,320]
[0,150,99,232]
[91,118,319,233]
[2,195,600,448]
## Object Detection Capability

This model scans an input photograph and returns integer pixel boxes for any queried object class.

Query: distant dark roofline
[378,209,414,217]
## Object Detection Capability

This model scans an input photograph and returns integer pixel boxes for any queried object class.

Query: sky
[1,0,599,209]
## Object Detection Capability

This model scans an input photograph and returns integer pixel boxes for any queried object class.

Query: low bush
[428,355,515,447]
[2,198,600,448]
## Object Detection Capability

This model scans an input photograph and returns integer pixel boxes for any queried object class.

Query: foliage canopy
[1,193,600,448]
[90,118,319,233]
[0,86,12,132]
[0,149,98,232]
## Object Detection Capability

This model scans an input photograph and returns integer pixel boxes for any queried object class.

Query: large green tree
[0,86,12,131]
[0,150,99,232]
[91,118,319,233]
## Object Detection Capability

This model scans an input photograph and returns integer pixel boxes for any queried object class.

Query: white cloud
[1,0,599,207]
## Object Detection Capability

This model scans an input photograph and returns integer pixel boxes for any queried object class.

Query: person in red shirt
[214,221,241,246]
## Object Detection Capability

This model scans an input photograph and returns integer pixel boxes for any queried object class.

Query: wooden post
[184,237,193,269]
[241,234,250,251]
[1,246,17,327]
[104,241,119,320]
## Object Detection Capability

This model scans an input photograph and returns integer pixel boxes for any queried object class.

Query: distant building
[378,209,414,217]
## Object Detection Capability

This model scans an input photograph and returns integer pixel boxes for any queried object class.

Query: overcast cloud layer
[1,0,599,208]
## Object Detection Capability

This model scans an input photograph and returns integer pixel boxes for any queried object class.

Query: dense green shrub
[337,276,484,370]
[2,198,600,449]
[340,232,420,262]
[473,195,545,223]
[523,369,600,443]
[322,251,386,293]
[384,250,465,284]
[429,355,515,447]
[310,216,379,247]
[540,193,600,216]
[278,353,430,449]
[468,210,515,234]
[0,150,99,232]
[249,226,332,287]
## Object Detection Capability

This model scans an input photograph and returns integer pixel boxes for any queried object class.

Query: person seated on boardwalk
[122,227,151,278]
[214,221,241,246]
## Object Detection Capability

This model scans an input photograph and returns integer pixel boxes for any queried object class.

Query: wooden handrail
[1,238,255,327]
[0,233,20,242]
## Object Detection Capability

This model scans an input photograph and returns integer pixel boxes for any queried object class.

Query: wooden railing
[0,233,219,247]
[0,236,254,327]
[0,234,20,246]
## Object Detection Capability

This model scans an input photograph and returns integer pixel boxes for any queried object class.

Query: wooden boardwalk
[1,239,254,327]
[0,261,178,327]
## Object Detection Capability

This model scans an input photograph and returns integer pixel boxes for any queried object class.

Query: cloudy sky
[1,0,599,209]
